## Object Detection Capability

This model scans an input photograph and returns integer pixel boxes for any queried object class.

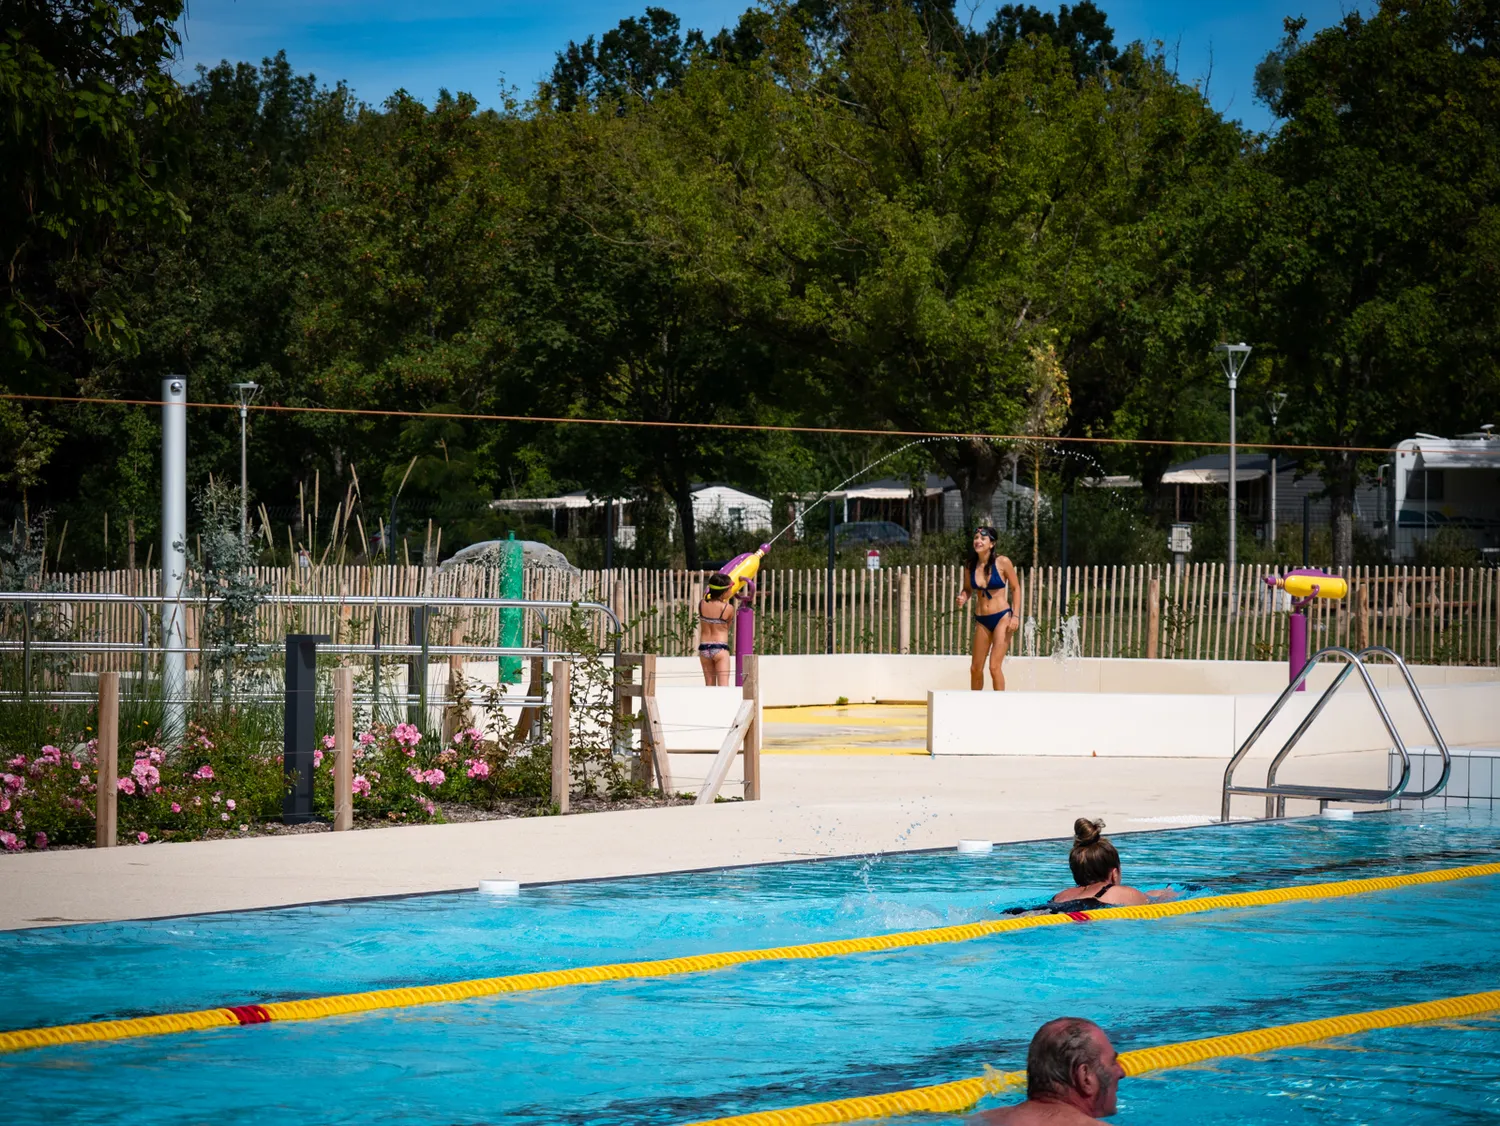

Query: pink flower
[33,831,47,850]
[226,799,236,811]
[0,796,8,812]
[424,768,445,787]
[358,732,375,746]
[137,831,149,843]
[70,759,82,769]
[193,764,214,781]
[313,749,324,768]
[352,774,371,797]
[39,745,62,764]
[117,777,137,795]
[212,794,221,804]
[193,796,203,807]
[147,747,164,765]
[220,812,230,822]
[0,830,22,851]
[322,734,336,750]
[171,802,181,813]
[239,824,248,832]
[392,722,422,750]
[6,755,25,768]
[131,760,160,788]
[465,759,490,780]
[2,773,22,792]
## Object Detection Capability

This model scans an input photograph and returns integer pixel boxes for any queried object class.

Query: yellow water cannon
[719,544,769,598]
[1269,571,1348,601]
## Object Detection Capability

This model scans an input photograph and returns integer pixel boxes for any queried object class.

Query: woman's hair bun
[1073,817,1104,846]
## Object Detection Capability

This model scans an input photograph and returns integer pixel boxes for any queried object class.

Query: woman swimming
[1048,818,1176,910]
[698,572,736,686]
[955,526,1021,691]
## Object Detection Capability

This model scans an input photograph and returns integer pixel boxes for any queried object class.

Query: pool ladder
[1221,646,1450,822]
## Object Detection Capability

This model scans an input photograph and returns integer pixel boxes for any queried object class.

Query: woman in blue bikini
[698,572,737,686]
[956,526,1021,690]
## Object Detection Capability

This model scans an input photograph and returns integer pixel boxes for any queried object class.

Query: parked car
[835,521,911,546]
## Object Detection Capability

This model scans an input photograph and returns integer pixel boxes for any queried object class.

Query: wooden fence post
[334,666,354,831]
[550,661,570,813]
[1146,576,1161,660]
[1356,584,1370,651]
[898,572,911,655]
[94,671,119,847]
[612,579,626,639]
[743,654,761,800]
[441,621,467,744]
[513,656,545,743]
[635,653,656,787]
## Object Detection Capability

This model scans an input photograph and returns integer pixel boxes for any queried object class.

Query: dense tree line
[4,0,1499,571]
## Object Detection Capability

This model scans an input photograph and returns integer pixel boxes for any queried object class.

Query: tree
[547,7,705,108]
[1,0,188,538]
[1249,3,1500,566]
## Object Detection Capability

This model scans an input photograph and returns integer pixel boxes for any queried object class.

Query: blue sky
[174,0,1367,132]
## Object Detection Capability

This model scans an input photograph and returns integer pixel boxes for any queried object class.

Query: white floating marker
[478,878,522,895]
[956,839,994,854]
[1321,809,1355,821]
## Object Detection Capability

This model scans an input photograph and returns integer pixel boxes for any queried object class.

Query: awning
[489,493,610,511]
[835,486,944,500]
[1413,446,1500,470]
[1159,467,1266,486]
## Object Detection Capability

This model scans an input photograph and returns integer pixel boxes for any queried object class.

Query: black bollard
[283,633,331,824]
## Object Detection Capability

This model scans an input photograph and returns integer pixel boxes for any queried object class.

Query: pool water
[2,809,1498,1124]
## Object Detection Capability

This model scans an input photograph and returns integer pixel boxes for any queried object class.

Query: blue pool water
[2,808,1499,1124]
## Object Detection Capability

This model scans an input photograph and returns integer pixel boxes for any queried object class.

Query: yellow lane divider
[1,861,1496,1055]
[684,989,1500,1126]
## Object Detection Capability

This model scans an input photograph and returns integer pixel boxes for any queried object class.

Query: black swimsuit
[1004,880,1118,916]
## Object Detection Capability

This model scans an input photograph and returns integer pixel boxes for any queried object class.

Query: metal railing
[1221,645,1451,821]
[0,591,621,715]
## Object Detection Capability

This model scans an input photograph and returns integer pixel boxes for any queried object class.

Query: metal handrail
[1221,646,1451,822]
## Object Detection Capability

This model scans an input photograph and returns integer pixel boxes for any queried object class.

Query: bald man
[973,1018,1125,1124]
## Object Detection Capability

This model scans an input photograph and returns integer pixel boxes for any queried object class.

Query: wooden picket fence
[15,562,1500,668]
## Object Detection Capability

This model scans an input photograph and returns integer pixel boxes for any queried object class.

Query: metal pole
[161,376,188,742]
[239,399,248,544]
[1228,375,1237,611]
[826,497,835,654]
[1303,494,1312,565]
[1059,492,1069,609]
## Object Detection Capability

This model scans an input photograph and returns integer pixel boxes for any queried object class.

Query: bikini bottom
[974,607,1012,632]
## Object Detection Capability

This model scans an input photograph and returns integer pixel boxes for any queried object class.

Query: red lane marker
[225,1005,273,1025]
[1065,912,1092,923]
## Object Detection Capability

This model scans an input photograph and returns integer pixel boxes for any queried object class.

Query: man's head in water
[1025,1018,1123,1117]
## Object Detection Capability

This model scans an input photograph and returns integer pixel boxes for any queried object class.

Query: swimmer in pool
[698,572,736,686]
[956,526,1021,691]
[1048,819,1176,910]
[971,1018,1125,1124]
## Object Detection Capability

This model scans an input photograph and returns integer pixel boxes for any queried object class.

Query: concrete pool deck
[0,712,1391,930]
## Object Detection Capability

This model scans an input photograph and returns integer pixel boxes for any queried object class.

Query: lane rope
[681,988,1500,1126]
[1,860,1496,1055]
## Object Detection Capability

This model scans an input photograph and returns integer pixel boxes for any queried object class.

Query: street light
[230,382,261,545]
[1267,390,1288,550]
[1214,343,1252,613]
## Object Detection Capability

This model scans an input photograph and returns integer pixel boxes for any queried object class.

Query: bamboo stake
[95,672,119,847]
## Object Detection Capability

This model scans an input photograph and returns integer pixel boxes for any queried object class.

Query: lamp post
[230,382,260,545]
[1267,391,1287,552]
[1214,343,1252,614]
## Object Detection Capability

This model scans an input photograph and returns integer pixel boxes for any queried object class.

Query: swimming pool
[3,808,1498,1124]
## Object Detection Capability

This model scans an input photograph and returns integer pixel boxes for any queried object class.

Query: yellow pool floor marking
[2,861,1497,1056]
[681,988,1500,1126]
[764,704,927,755]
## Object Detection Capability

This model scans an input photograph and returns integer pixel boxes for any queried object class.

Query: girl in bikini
[698,573,736,686]
[955,526,1022,691]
